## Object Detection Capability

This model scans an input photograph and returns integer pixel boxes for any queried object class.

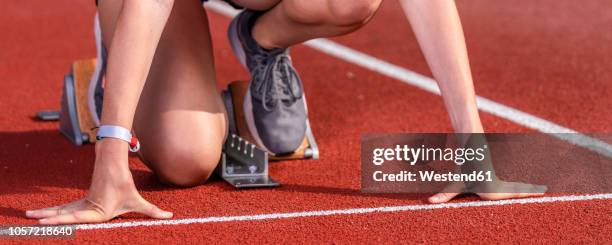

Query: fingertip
[160,211,173,219]
[149,208,173,219]
[428,194,445,204]
[25,211,33,217]
[39,218,50,225]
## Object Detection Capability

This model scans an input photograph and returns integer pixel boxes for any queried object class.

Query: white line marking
[76,193,612,230]
[305,39,612,158]
[205,1,612,158]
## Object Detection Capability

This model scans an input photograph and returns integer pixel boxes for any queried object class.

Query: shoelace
[251,50,302,111]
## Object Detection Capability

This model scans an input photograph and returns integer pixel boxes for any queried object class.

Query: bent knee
[150,140,223,187]
[327,0,381,26]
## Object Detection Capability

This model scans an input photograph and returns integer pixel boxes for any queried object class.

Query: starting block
[37,59,101,146]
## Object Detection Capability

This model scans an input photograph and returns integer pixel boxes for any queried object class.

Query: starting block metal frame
[220,133,279,188]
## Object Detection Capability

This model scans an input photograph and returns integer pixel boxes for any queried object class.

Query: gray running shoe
[228,10,307,155]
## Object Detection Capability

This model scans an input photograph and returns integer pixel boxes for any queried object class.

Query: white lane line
[76,193,612,230]
[205,1,612,159]
[305,39,612,158]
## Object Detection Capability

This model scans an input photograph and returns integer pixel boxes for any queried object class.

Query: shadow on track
[0,130,177,195]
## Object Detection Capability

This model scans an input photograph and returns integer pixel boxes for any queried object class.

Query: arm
[399,0,483,133]
[399,0,547,203]
[102,0,174,128]
[26,0,175,224]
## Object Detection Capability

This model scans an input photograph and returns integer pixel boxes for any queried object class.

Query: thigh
[100,0,227,184]
[135,0,227,179]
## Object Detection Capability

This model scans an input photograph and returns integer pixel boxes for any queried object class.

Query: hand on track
[26,194,172,225]
[428,180,547,204]
[26,138,172,224]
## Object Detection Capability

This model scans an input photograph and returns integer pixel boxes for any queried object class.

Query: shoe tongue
[275,79,293,102]
[258,62,297,107]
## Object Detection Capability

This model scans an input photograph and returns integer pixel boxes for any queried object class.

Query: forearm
[101,0,174,128]
[399,0,483,133]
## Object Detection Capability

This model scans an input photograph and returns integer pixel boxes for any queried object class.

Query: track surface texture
[1,0,611,244]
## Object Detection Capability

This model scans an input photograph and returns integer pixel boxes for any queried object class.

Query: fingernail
[25,211,32,216]
[39,219,48,224]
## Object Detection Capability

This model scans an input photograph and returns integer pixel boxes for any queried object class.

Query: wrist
[95,138,129,163]
[450,112,484,133]
[92,138,134,188]
[454,123,484,134]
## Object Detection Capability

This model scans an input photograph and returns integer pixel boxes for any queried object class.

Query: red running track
[0,0,610,243]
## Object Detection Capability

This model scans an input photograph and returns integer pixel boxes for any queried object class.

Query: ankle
[251,23,282,50]
[249,11,286,50]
